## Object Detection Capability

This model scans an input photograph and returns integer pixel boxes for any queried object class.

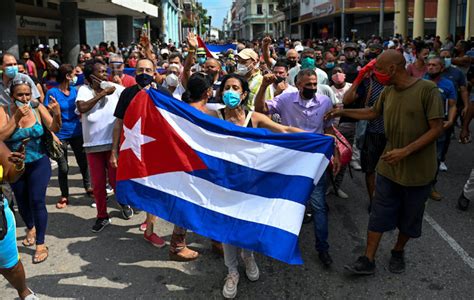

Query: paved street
[2,126,474,299]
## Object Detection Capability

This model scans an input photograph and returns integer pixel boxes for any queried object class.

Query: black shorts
[361,132,386,173]
[368,174,430,238]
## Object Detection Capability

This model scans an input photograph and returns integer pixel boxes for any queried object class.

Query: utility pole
[208,16,212,40]
[379,0,385,37]
[341,0,345,40]
[288,0,292,38]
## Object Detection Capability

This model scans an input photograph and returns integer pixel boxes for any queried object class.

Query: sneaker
[139,221,148,231]
[90,201,97,208]
[336,189,349,199]
[344,256,375,275]
[91,218,111,233]
[106,184,114,195]
[242,254,259,281]
[439,162,448,172]
[457,192,470,211]
[24,289,40,300]
[430,188,443,201]
[144,232,166,248]
[350,161,362,170]
[121,205,134,220]
[222,272,239,299]
[303,211,313,224]
[388,250,405,274]
[318,251,333,267]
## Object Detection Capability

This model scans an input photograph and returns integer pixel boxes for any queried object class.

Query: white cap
[48,59,59,69]
[295,45,304,53]
[38,44,45,49]
[160,48,169,55]
[387,41,395,48]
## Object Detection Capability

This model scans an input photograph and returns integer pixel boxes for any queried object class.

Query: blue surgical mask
[197,57,206,65]
[5,66,18,79]
[444,58,452,68]
[222,90,241,109]
[183,51,188,58]
[301,57,315,70]
[325,62,335,69]
[76,73,85,85]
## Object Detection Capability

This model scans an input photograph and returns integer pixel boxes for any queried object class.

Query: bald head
[376,49,406,69]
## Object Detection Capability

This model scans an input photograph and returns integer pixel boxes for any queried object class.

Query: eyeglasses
[110,61,124,65]
[10,79,31,88]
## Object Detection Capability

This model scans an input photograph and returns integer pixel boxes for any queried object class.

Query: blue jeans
[309,174,329,252]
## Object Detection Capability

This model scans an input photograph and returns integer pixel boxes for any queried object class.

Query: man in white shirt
[287,48,329,86]
[76,59,129,233]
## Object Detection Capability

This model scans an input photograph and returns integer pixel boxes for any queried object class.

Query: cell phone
[18,138,30,152]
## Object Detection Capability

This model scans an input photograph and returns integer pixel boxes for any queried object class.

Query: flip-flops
[33,247,49,264]
[22,236,36,247]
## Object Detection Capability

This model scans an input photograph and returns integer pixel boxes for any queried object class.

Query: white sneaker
[24,289,39,300]
[350,161,362,170]
[242,254,260,281]
[106,184,114,195]
[336,189,349,199]
[90,202,97,208]
[439,162,448,172]
[222,272,239,299]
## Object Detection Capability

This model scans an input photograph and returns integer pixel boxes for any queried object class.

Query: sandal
[169,247,199,262]
[56,197,68,209]
[22,229,36,247]
[33,246,49,264]
[22,236,36,247]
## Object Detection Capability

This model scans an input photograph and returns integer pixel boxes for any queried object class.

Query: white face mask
[165,73,179,87]
[100,81,114,90]
[236,63,250,75]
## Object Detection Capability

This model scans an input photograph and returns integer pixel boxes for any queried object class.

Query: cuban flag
[115,89,334,264]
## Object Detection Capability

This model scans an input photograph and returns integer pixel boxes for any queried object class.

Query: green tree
[195,2,209,36]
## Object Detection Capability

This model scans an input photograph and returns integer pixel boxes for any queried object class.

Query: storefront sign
[17,16,61,33]
[312,2,335,17]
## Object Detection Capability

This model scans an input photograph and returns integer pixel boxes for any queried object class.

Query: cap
[368,43,383,51]
[294,45,304,52]
[236,48,258,62]
[38,44,45,49]
[196,47,206,55]
[160,48,169,55]
[387,41,395,48]
[343,43,358,50]
[48,59,59,69]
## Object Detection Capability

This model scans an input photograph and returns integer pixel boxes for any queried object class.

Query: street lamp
[208,16,212,40]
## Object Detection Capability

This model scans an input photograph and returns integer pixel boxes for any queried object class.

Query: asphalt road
[2,126,474,299]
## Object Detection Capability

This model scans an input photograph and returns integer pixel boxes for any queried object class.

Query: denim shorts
[368,174,430,238]
[0,198,19,269]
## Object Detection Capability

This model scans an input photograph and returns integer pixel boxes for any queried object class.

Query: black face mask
[275,76,286,84]
[366,52,378,60]
[287,60,297,68]
[302,87,317,99]
[428,72,441,79]
[136,73,154,87]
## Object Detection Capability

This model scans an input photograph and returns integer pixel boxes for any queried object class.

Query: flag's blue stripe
[117,180,303,264]
[189,151,314,205]
[206,44,237,53]
[148,89,334,159]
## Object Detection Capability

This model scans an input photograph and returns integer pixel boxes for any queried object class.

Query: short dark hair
[219,74,250,107]
[57,64,74,83]
[168,52,182,63]
[273,60,288,71]
[1,52,16,65]
[83,59,106,83]
[17,59,27,70]
[182,72,213,103]
[296,69,317,84]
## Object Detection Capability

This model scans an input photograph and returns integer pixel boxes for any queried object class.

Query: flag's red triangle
[197,35,215,58]
[117,91,207,181]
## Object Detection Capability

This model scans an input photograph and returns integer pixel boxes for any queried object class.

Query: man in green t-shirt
[326,50,444,275]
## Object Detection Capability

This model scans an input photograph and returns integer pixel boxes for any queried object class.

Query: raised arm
[262,37,276,69]
[182,31,198,89]
[254,73,275,115]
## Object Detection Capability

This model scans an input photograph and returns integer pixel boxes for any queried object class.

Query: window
[269,4,274,14]
[257,4,263,15]
[269,24,273,31]
[457,0,467,27]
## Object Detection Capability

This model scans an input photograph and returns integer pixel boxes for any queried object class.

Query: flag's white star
[120,118,155,161]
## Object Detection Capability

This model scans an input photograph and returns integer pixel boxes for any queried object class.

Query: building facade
[230,0,279,41]
[160,0,182,45]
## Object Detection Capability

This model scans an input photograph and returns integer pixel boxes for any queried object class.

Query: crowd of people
[0,31,473,299]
